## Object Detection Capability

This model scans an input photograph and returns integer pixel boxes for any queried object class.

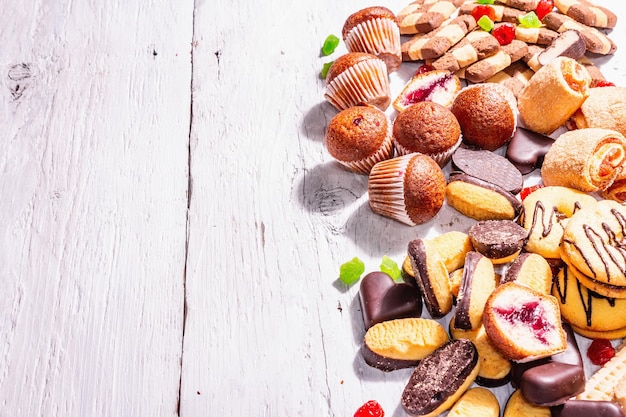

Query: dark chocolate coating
[361,342,420,372]
[469,220,528,259]
[521,362,585,406]
[358,271,422,330]
[407,239,444,318]
[402,339,478,415]
[453,251,482,330]
[511,322,583,388]
[505,127,554,174]
[551,400,626,417]
[452,146,523,194]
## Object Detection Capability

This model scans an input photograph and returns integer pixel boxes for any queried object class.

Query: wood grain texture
[3,0,626,416]
[0,1,192,416]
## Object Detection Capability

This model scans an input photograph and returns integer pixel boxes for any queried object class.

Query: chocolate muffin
[324,105,393,174]
[393,102,462,166]
[451,83,518,151]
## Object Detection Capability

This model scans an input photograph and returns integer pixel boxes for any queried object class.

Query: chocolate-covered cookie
[454,251,497,330]
[469,220,528,264]
[359,271,422,330]
[521,362,585,406]
[505,127,555,174]
[402,339,479,417]
[452,146,523,194]
[551,400,625,417]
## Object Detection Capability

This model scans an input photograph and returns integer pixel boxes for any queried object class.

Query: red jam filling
[495,301,551,344]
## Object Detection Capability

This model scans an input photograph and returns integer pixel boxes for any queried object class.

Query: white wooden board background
[1,0,626,416]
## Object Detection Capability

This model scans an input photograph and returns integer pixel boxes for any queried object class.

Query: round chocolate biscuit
[452,146,523,194]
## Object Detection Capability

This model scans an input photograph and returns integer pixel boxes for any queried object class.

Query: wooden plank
[0,1,192,415]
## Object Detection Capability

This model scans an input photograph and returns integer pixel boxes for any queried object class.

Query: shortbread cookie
[571,324,626,340]
[543,11,616,55]
[521,185,597,259]
[430,30,500,72]
[518,57,591,135]
[450,319,512,387]
[403,231,473,277]
[565,259,626,300]
[553,265,626,332]
[515,26,559,45]
[397,0,464,35]
[447,173,522,221]
[503,389,551,417]
[483,282,567,362]
[447,387,500,417]
[402,339,479,417]
[542,128,626,193]
[469,220,527,264]
[402,15,477,61]
[362,317,449,371]
[454,251,496,330]
[554,0,618,29]
[407,238,453,318]
[502,252,553,294]
[449,268,464,299]
[561,199,626,287]
[485,60,534,98]
[463,39,528,83]
[578,341,626,401]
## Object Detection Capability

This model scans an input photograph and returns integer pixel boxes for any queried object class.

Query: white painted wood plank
[0,1,193,415]
[183,0,626,416]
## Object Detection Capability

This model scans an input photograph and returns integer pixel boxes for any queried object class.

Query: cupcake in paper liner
[393,101,462,167]
[342,7,402,73]
[368,153,447,226]
[324,105,394,174]
[325,52,391,112]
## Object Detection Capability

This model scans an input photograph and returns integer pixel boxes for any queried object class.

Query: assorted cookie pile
[321,0,626,415]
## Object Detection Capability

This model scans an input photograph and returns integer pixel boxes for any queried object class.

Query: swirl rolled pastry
[601,166,626,202]
[541,128,626,192]
[517,57,591,134]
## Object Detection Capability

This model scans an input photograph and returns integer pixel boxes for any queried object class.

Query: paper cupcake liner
[340,133,394,174]
[368,153,417,226]
[325,58,390,111]
[394,133,462,167]
[345,18,401,72]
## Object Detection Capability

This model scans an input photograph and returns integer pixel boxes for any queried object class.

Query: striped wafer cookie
[397,0,464,35]
[577,341,626,402]
[485,60,534,97]
[497,0,540,12]
[554,0,617,29]
[543,11,616,55]
[462,39,528,83]
[515,26,559,45]
[459,2,524,23]
[402,15,477,61]
[522,44,545,71]
[430,29,501,72]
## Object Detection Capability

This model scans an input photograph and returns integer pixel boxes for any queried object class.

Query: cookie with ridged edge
[407,238,453,318]
[503,389,551,417]
[362,318,449,371]
[401,339,479,417]
[447,387,499,417]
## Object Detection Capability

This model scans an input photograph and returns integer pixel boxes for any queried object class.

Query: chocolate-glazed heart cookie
[505,127,555,174]
[359,271,422,330]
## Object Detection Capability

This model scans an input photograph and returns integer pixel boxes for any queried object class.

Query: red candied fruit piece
[492,23,516,45]
[354,400,385,417]
[519,184,544,201]
[535,0,554,21]
[415,64,434,76]
[495,301,552,344]
[595,80,616,87]
[588,339,616,366]
[471,5,497,22]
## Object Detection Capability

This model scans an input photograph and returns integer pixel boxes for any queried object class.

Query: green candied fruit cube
[380,256,402,281]
[477,15,495,32]
[322,34,340,56]
[339,257,365,285]
[518,11,542,28]
[477,0,495,3]
[321,61,334,79]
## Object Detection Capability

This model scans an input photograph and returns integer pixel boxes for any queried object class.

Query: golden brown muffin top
[342,6,396,39]
[325,52,379,84]
[393,102,461,154]
[403,154,446,225]
[325,105,389,162]
[451,84,515,151]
